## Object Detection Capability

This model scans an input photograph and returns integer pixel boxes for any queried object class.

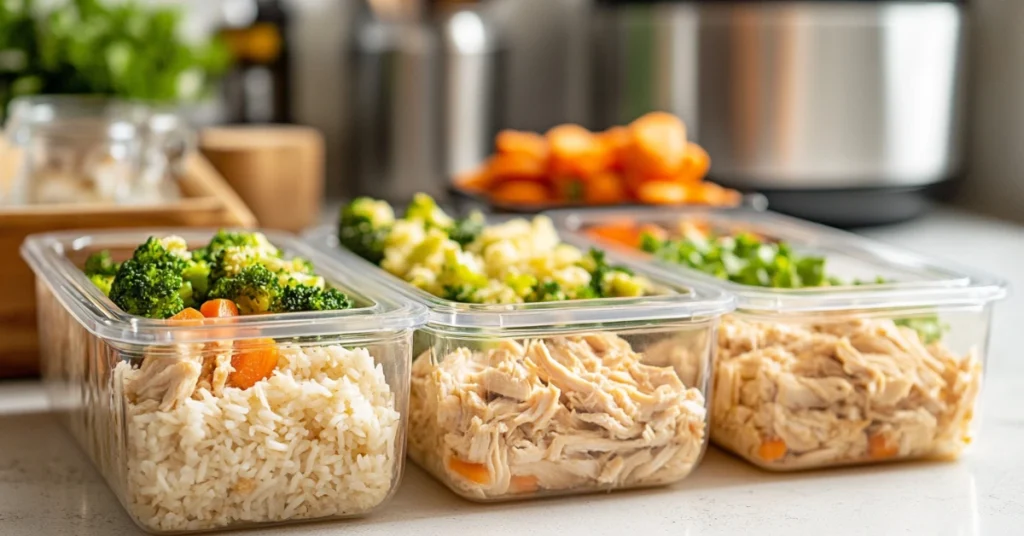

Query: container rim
[549,206,1008,314]
[20,228,428,345]
[303,224,735,330]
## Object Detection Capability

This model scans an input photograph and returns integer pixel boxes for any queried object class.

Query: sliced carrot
[586,222,643,249]
[201,299,239,319]
[510,474,540,494]
[455,167,492,193]
[584,171,627,205]
[688,182,742,207]
[757,438,788,463]
[636,180,690,205]
[490,180,551,206]
[625,111,687,179]
[227,338,279,390]
[487,153,547,184]
[678,142,711,183]
[546,124,608,177]
[868,433,899,460]
[168,307,205,325]
[496,130,549,162]
[597,126,630,172]
[446,457,490,485]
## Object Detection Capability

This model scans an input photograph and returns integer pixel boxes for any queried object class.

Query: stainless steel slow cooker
[589,0,968,226]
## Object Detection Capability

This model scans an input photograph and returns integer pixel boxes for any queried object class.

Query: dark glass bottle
[219,0,292,124]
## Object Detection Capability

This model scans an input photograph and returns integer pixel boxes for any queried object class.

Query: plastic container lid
[551,207,1007,315]
[303,225,735,332]
[21,229,428,345]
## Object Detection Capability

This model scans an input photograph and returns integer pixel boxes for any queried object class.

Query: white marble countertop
[2,207,1022,536]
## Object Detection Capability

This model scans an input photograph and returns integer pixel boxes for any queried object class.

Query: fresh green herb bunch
[0,0,229,116]
[641,231,827,289]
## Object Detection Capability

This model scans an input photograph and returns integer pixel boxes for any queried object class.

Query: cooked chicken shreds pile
[408,333,707,499]
[127,342,235,409]
[712,316,981,470]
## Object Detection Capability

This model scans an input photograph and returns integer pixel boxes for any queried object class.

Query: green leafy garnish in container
[639,226,948,343]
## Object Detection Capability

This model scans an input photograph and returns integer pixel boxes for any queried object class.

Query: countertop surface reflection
[2,206,1022,536]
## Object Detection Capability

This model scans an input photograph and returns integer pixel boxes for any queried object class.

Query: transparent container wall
[36,277,412,534]
[407,319,717,501]
[711,306,992,471]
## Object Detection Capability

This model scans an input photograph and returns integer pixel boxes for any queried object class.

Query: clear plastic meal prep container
[552,207,1008,471]
[20,229,427,534]
[304,223,734,501]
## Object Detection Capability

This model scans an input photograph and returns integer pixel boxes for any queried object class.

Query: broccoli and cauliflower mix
[338,195,712,499]
[75,231,404,531]
[585,219,982,470]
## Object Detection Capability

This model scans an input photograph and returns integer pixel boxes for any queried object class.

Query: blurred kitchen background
[2,0,1023,227]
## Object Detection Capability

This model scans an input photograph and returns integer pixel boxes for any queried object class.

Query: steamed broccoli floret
[207,264,281,315]
[338,197,395,264]
[279,284,353,312]
[405,193,454,230]
[182,261,211,304]
[108,237,192,318]
[448,211,485,246]
[84,251,119,277]
[193,230,277,262]
[89,274,115,296]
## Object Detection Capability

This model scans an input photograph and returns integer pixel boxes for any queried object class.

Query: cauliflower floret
[552,243,584,267]
[473,280,521,304]
[482,240,521,277]
[602,271,646,297]
[158,236,192,260]
[552,266,592,292]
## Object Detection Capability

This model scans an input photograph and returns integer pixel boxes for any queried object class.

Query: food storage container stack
[306,221,734,501]
[554,207,1007,471]
[21,229,426,533]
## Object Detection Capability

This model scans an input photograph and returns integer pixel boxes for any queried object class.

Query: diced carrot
[510,474,540,494]
[496,130,549,162]
[625,112,687,179]
[490,180,551,205]
[677,142,711,183]
[757,438,788,463]
[446,457,491,485]
[546,124,608,177]
[636,180,690,205]
[597,126,630,172]
[586,223,642,249]
[868,433,899,460]
[168,307,205,326]
[454,167,492,193]
[487,153,547,184]
[688,182,742,207]
[584,171,627,205]
[227,338,279,390]
[200,299,239,319]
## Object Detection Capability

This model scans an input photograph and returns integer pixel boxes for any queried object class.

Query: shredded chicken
[408,333,707,499]
[127,341,236,409]
[711,316,981,470]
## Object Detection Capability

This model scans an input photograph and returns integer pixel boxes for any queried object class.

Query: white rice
[116,345,401,532]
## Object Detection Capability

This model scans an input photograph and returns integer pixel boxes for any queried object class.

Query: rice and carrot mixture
[115,344,400,532]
